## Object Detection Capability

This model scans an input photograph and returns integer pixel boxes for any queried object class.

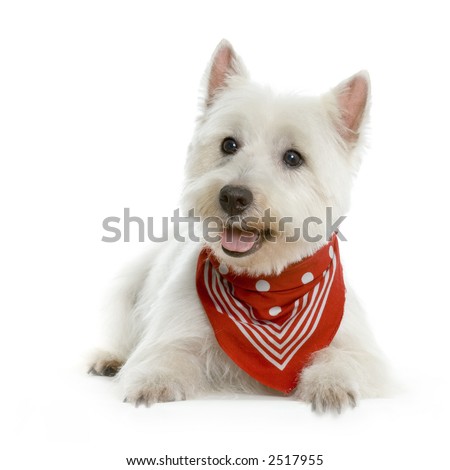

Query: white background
[1,1,449,469]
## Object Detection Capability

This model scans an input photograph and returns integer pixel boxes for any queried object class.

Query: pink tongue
[221,227,258,253]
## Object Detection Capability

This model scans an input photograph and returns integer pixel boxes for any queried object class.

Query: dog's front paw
[294,363,359,414]
[295,381,357,414]
[124,377,188,407]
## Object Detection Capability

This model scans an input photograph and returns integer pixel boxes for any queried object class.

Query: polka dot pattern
[269,306,282,316]
[219,264,229,275]
[255,280,270,292]
[301,272,314,284]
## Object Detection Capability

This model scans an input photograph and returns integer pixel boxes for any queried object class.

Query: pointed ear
[206,39,248,104]
[331,71,370,143]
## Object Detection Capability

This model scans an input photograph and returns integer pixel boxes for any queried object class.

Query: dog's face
[182,41,369,275]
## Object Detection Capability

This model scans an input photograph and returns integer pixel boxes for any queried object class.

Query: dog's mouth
[220,223,272,258]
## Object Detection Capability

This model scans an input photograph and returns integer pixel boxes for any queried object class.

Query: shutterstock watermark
[101,208,347,243]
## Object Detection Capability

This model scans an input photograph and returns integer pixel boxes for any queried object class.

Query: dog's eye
[283,150,304,168]
[221,137,239,155]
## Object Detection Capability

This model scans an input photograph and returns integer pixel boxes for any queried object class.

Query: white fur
[90,40,390,412]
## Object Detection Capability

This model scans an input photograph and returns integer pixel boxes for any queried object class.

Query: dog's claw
[348,392,357,408]
[134,396,150,408]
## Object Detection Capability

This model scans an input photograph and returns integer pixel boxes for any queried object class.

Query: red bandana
[196,233,346,393]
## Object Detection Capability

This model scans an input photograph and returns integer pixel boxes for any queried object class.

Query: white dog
[90,40,390,413]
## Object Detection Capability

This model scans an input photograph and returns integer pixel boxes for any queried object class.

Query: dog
[90,40,390,413]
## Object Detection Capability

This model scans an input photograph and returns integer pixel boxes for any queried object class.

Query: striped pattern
[203,255,337,371]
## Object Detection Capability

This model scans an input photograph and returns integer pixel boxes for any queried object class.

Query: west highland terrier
[90,40,389,413]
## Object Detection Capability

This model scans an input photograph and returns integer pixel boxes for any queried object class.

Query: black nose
[219,185,254,215]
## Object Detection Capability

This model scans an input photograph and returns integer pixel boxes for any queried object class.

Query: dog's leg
[120,332,273,405]
[88,250,155,377]
[109,243,213,404]
[115,241,268,405]
[119,339,209,405]
[293,287,390,413]
[118,306,214,405]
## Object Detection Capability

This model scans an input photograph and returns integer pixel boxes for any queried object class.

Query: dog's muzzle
[217,185,264,257]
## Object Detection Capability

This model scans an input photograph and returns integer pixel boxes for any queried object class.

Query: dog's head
[182,40,369,275]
